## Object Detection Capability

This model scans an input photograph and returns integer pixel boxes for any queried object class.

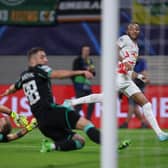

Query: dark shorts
[35,104,81,142]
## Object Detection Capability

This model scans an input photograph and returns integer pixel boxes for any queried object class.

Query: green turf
[0,129,168,168]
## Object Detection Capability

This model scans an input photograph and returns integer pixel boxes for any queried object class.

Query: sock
[142,102,162,136]
[55,140,84,151]
[71,93,103,106]
[84,123,100,144]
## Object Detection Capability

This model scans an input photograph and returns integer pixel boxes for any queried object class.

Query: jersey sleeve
[0,133,8,142]
[117,36,127,48]
[14,77,23,90]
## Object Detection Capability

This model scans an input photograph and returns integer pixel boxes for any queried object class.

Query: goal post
[101,0,119,168]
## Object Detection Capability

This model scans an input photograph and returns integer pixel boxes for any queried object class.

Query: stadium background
[0,0,168,128]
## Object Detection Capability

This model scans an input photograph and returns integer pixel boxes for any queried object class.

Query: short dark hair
[81,44,90,49]
[27,47,45,61]
[127,22,140,29]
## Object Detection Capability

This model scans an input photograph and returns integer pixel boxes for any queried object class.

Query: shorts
[35,103,81,142]
[117,73,141,97]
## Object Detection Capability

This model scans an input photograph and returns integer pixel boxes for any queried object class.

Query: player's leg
[62,101,130,149]
[73,93,103,105]
[76,116,130,145]
[75,116,131,149]
[134,105,148,128]
[41,137,85,152]
[63,93,103,109]
[40,127,85,152]
[64,107,100,144]
[123,99,147,128]
[123,82,168,141]
[73,88,85,115]
[120,99,134,128]
[86,103,94,120]
[127,102,135,123]
[76,117,100,144]
[131,93,164,135]
[39,105,86,152]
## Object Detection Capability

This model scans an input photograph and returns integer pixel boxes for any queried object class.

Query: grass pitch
[0,129,168,168]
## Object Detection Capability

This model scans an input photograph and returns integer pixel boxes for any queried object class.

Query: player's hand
[26,118,37,132]
[18,115,29,127]
[118,62,132,74]
[123,61,132,71]
[10,111,29,127]
[83,71,93,79]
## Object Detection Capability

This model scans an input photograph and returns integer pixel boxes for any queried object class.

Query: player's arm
[118,46,123,61]
[1,75,22,97]
[128,71,148,83]
[0,105,12,115]
[6,127,28,142]
[6,118,37,142]
[50,70,93,79]
[140,70,150,84]
[117,45,132,73]
[0,105,28,127]
[0,84,17,97]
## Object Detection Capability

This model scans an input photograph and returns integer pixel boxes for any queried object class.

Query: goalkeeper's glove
[26,118,38,132]
[10,111,29,127]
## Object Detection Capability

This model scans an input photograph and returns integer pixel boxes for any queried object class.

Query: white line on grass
[0,145,99,149]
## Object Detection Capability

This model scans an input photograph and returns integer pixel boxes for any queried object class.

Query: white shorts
[117,73,141,97]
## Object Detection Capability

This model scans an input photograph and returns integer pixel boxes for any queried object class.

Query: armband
[137,74,144,80]
[137,74,146,83]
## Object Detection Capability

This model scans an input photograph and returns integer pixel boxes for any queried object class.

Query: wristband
[137,74,144,80]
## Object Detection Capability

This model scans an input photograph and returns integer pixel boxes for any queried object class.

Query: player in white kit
[63,23,168,141]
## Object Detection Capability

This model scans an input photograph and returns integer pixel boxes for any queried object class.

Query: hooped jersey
[14,64,54,118]
[117,35,139,71]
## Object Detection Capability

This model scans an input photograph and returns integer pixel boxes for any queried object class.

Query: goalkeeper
[0,105,37,142]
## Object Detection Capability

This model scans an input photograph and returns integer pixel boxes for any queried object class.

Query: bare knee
[76,117,92,130]
[131,92,149,106]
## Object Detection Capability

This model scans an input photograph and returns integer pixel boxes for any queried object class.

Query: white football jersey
[117,35,139,69]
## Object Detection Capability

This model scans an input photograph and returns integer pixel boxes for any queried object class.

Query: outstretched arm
[0,105,28,127]
[0,105,12,115]
[128,71,149,83]
[6,118,37,142]
[6,127,29,142]
[0,84,17,97]
[50,70,93,79]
